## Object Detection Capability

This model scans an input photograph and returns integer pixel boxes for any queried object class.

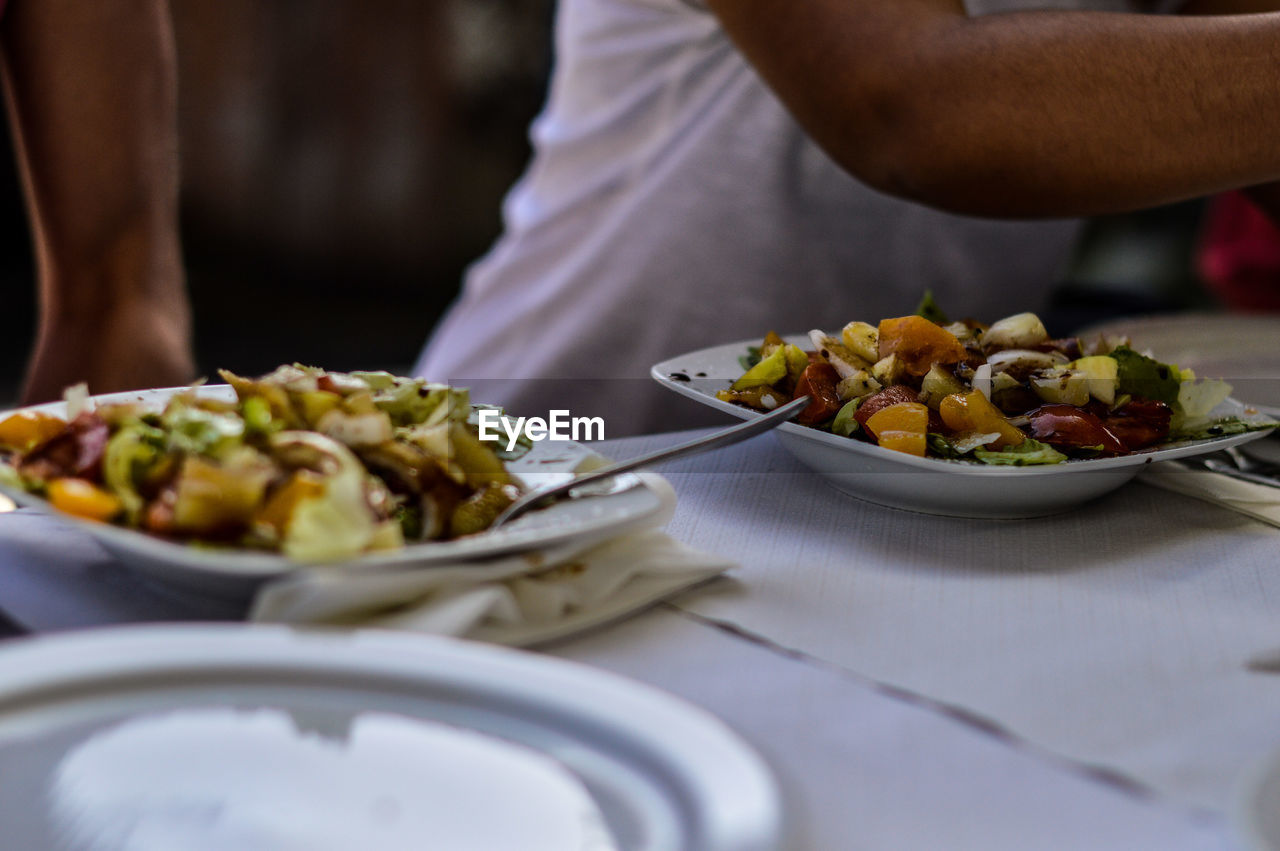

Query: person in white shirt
[417,0,1280,435]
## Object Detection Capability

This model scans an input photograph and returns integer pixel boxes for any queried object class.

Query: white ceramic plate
[0,623,783,851]
[1081,313,1280,417]
[652,337,1276,519]
[1235,742,1280,851]
[0,386,665,599]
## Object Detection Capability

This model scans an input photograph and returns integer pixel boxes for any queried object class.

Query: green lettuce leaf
[914,290,950,325]
[974,439,1068,466]
[102,421,167,522]
[0,459,22,490]
[161,401,245,456]
[830,399,861,437]
[371,379,470,427]
[926,433,966,460]
[1111,346,1180,406]
[1172,417,1278,442]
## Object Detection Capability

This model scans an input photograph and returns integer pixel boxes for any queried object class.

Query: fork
[1225,445,1280,476]
[1195,447,1280,490]
[489,394,812,529]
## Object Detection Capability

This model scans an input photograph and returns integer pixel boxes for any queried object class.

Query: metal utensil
[1191,451,1280,490]
[489,395,812,529]
[1224,445,1280,477]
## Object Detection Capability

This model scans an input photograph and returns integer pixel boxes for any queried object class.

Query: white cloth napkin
[247,473,735,646]
[1139,460,1280,528]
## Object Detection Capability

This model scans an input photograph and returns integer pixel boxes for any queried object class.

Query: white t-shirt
[416,0,1177,435]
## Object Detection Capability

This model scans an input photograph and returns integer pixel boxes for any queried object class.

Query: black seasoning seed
[669,372,691,382]
[1208,426,1223,435]
[695,372,706,377]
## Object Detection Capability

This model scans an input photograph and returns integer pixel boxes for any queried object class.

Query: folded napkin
[1139,460,1280,528]
[247,473,735,646]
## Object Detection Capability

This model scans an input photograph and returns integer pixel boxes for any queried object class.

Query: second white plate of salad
[652,318,1276,519]
[0,376,665,599]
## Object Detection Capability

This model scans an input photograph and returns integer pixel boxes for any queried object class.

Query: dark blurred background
[0,0,1221,407]
[0,0,555,404]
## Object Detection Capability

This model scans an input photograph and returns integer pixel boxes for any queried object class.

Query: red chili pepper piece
[1027,404,1127,455]
[1092,399,1172,451]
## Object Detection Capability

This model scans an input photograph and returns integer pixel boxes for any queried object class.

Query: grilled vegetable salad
[0,365,522,560]
[718,300,1273,465]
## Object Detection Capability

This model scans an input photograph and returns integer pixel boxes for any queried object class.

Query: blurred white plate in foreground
[0,624,782,851]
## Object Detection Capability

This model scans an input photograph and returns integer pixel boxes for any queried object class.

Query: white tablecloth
[3,428,1279,849]
[627,434,1280,814]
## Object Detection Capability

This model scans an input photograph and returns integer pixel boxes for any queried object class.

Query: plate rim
[0,622,784,851]
[0,385,666,581]
[651,336,1277,479]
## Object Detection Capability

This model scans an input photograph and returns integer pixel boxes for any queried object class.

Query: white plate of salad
[651,304,1277,519]
[0,367,665,599]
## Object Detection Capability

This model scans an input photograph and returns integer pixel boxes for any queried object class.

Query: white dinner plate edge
[0,623,786,851]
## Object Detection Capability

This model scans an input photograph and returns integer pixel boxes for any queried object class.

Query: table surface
[2,427,1279,850]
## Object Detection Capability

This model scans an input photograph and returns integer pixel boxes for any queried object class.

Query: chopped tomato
[793,362,843,425]
[853,385,920,431]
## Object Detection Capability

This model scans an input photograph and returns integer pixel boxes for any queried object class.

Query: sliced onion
[972,363,993,400]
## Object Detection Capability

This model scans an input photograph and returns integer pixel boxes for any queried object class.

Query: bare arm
[706,0,1280,218]
[1,0,195,404]
[1178,0,1280,223]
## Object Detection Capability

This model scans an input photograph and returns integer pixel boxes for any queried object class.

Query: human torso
[417,0,1174,434]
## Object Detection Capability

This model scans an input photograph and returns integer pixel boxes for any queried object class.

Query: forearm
[2,0,186,302]
[708,0,1280,217]
[1,0,194,400]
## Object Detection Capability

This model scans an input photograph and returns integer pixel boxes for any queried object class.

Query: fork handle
[569,394,811,487]
[1201,458,1280,490]
[492,395,812,527]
